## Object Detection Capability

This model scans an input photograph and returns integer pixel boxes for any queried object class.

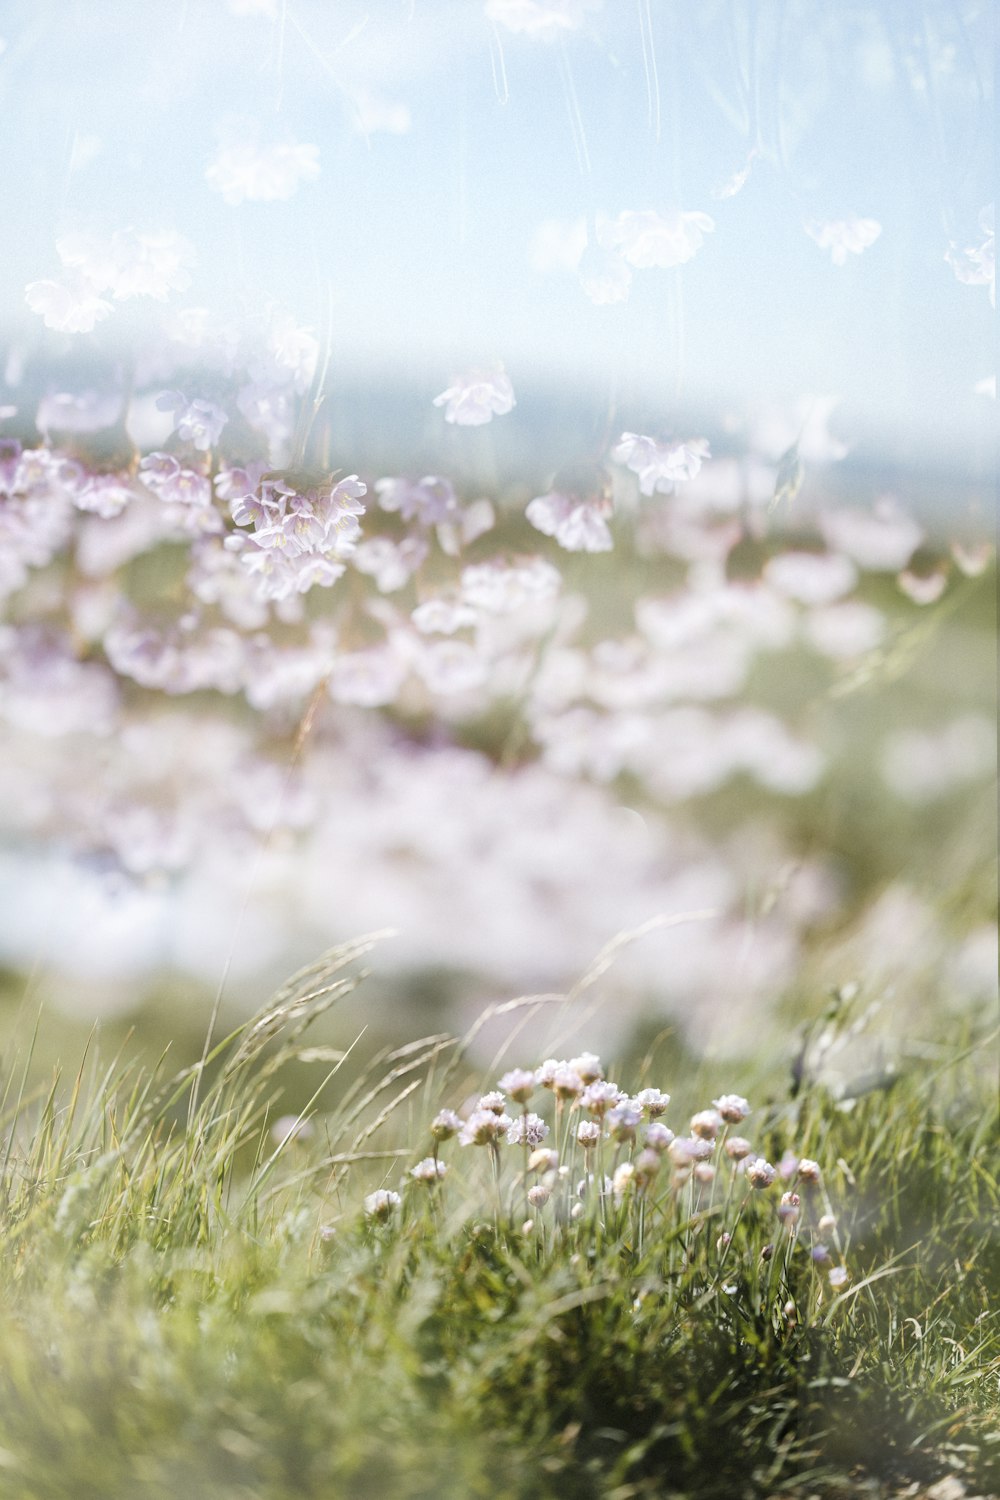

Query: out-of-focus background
[0,0,994,1094]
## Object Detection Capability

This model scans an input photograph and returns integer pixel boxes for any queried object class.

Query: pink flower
[156,392,228,451]
[805,217,882,266]
[433,367,515,426]
[606,209,715,269]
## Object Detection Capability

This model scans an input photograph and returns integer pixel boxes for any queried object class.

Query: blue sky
[0,0,993,469]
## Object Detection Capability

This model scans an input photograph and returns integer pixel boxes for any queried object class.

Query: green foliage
[0,950,996,1500]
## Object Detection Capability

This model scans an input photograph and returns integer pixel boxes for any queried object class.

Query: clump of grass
[0,941,996,1499]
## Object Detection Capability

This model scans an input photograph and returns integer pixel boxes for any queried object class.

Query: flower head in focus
[433,367,515,426]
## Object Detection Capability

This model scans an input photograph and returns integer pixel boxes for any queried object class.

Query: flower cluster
[381,1051,850,1294]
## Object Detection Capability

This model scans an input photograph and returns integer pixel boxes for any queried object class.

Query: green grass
[0,938,996,1500]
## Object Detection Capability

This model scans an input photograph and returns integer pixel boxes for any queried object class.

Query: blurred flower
[363,1189,401,1220]
[764,552,857,605]
[485,0,600,39]
[946,204,994,307]
[577,243,632,304]
[24,277,113,333]
[433,367,515,426]
[819,498,922,570]
[430,1109,462,1142]
[613,433,710,496]
[576,1121,601,1148]
[156,392,228,451]
[690,1108,722,1140]
[805,217,882,265]
[56,229,195,300]
[712,1094,750,1123]
[410,1157,447,1183]
[606,209,715,269]
[206,136,321,204]
[526,491,613,552]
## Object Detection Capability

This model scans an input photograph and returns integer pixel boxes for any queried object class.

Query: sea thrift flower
[486,0,597,38]
[746,1158,777,1189]
[713,1094,751,1123]
[635,1087,671,1117]
[946,204,995,307]
[812,1244,831,1265]
[613,433,710,496]
[725,1136,753,1161]
[568,1052,603,1084]
[805,217,882,265]
[612,1162,636,1198]
[576,1121,601,1149]
[498,1068,536,1103]
[644,1123,675,1153]
[410,1157,447,1183]
[796,1159,821,1185]
[694,1162,715,1183]
[690,1109,723,1140]
[607,1103,641,1143]
[459,1109,513,1146]
[206,138,321,204]
[828,1266,849,1289]
[606,208,715,269]
[526,491,613,552]
[818,1214,837,1236]
[364,1189,401,1220]
[156,392,228,451]
[581,1080,625,1116]
[527,1182,551,1208]
[633,1148,661,1188]
[778,1192,801,1225]
[477,1091,508,1115]
[24,277,113,333]
[507,1113,549,1147]
[528,1148,558,1173]
[430,1109,462,1142]
[433,366,515,426]
[551,1067,584,1101]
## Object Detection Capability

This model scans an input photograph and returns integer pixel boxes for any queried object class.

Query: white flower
[606,208,715,269]
[410,1157,447,1183]
[613,433,710,496]
[764,552,857,606]
[635,1088,670,1117]
[712,1094,750,1123]
[568,1052,603,1084]
[828,1266,849,1289]
[206,138,321,204]
[526,491,613,552]
[459,1108,513,1146]
[946,204,994,307]
[56,229,195,300]
[507,1113,550,1147]
[485,0,599,39]
[156,392,228,451]
[364,1189,401,1220]
[460,557,560,613]
[690,1108,722,1140]
[430,1109,462,1142]
[576,1121,601,1148]
[819,498,923,571]
[805,217,882,266]
[746,1158,777,1188]
[498,1068,536,1103]
[24,278,113,333]
[433,366,515,426]
[577,243,632,304]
